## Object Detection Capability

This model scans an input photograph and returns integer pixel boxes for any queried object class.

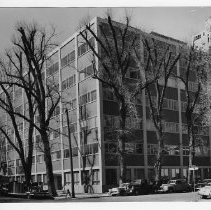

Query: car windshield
[169,180,176,184]
[120,183,129,188]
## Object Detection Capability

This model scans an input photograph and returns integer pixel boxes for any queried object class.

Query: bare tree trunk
[154,130,163,182]
[118,137,126,185]
[187,124,193,184]
[118,108,127,185]
[41,130,57,196]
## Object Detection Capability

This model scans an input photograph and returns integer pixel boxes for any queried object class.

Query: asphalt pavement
[1,192,211,202]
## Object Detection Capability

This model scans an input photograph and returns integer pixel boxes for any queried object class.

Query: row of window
[46,62,59,77]
[63,148,78,158]
[78,37,95,57]
[61,50,75,68]
[104,115,141,130]
[104,142,209,157]
[147,119,209,136]
[188,81,198,92]
[62,99,77,112]
[61,75,76,91]
[62,123,77,134]
[49,128,60,140]
[64,171,79,184]
[52,106,60,117]
[79,90,97,106]
[81,143,99,156]
[79,65,94,81]
[148,144,209,156]
[105,142,143,154]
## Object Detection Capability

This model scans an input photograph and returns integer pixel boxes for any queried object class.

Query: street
[1,192,211,202]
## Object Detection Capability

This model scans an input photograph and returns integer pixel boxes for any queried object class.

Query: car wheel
[169,188,174,193]
[202,195,207,199]
[134,190,139,196]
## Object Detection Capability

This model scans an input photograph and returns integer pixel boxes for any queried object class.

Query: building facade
[2,17,211,193]
[193,17,211,53]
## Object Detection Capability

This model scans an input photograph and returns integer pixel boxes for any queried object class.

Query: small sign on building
[189,165,199,171]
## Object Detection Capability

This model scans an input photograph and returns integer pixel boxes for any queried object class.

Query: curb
[54,194,110,200]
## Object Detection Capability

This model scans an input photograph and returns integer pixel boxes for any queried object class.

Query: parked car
[202,179,211,184]
[198,183,211,199]
[129,179,150,195]
[108,183,131,196]
[194,183,206,191]
[27,185,54,200]
[158,179,191,193]
[108,179,151,196]
[0,183,9,196]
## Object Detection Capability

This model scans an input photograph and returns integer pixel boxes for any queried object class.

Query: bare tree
[0,56,36,188]
[0,135,7,175]
[79,15,155,184]
[141,36,180,181]
[173,46,208,183]
[0,22,59,196]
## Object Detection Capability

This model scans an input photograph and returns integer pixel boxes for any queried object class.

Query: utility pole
[65,108,75,198]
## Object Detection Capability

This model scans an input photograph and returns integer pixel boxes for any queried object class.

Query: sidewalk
[54,192,110,200]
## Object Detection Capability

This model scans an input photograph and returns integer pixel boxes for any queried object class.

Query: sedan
[198,184,211,199]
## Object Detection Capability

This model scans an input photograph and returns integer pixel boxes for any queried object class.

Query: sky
[0,7,211,54]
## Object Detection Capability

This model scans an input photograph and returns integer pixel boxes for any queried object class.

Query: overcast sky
[0,7,211,53]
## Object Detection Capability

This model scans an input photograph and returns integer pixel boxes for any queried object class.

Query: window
[37,154,44,163]
[106,169,117,185]
[79,90,96,106]
[53,128,60,139]
[61,50,75,68]
[130,70,140,79]
[92,170,100,185]
[8,160,15,167]
[46,62,59,76]
[64,149,70,158]
[15,88,22,98]
[183,146,189,156]
[79,65,93,81]
[135,144,143,154]
[43,174,47,184]
[52,106,60,117]
[105,142,117,154]
[164,122,179,133]
[65,171,79,184]
[164,145,179,155]
[16,159,22,167]
[61,75,76,90]
[147,144,158,155]
[161,169,169,177]
[36,135,41,144]
[32,156,35,164]
[81,143,98,155]
[188,82,198,92]
[15,105,23,114]
[125,143,135,154]
[134,168,144,179]
[78,37,95,57]
[37,174,42,182]
[64,147,78,158]
[91,90,97,101]
[51,151,61,161]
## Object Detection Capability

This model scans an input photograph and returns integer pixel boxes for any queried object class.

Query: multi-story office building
[193,16,211,53]
[2,17,211,193]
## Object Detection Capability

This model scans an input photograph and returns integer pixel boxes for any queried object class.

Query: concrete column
[94,17,105,193]
[140,36,148,179]
[176,45,183,177]
[58,47,65,188]
[75,34,82,190]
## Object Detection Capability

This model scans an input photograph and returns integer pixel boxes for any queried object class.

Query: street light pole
[65,108,75,198]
